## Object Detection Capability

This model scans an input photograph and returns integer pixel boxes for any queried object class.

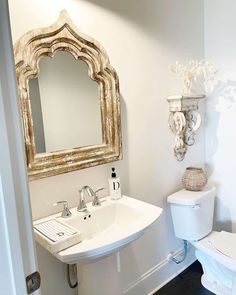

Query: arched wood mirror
[14,10,122,180]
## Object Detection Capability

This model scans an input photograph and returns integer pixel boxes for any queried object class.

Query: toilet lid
[210,231,236,259]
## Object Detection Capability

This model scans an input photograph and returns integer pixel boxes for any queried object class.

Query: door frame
[0,0,39,294]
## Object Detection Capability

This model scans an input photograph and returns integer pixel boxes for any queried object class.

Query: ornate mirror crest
[14,10,122,180]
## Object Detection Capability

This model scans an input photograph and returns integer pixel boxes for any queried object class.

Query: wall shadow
[205,79,236,232]
[205,79,236,176]
[213,195,232,232]
[79,0,203,43]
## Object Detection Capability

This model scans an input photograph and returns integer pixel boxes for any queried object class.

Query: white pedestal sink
[34,196,162,294]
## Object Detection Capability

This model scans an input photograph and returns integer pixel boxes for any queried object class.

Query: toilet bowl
[167,187,236,295]
[193,231,236,295]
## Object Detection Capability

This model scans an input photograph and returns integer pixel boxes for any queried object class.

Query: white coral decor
[171,60,217,95]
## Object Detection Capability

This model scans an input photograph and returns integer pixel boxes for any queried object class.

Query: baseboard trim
[123,246,196,295]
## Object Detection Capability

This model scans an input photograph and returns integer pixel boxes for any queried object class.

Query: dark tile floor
[154,261,214,295]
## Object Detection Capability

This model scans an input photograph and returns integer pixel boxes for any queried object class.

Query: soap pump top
[111,167,116,178]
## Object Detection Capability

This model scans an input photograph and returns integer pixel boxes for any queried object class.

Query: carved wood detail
[14,10,122,180]
[167,95,205,161]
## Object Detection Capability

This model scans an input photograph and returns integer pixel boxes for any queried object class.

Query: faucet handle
[94,188,105,195]
[92,188,105,206]
[53,201,72,218]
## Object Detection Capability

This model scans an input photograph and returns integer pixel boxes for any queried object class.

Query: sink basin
[34,196,162,264]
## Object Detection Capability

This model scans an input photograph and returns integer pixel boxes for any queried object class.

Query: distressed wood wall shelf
[167,94,205,161]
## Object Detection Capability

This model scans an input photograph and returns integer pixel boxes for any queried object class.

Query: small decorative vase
[182,167,207,191]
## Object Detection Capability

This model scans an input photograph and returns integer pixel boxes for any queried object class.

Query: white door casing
[0,0,39,294]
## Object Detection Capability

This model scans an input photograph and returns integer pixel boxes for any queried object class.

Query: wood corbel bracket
[167,94,205,161]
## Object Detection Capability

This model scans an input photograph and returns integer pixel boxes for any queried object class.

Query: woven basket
[182,167,207,191]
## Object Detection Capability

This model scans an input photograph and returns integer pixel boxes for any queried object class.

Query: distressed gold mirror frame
[14,10,122,181]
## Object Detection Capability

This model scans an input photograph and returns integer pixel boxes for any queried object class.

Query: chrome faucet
[77,186,105,212]
[92,188,104,206]
[53,201,72,218]
[77,186,94,212]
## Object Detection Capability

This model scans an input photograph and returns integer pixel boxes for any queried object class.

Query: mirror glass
[29,51,102,153]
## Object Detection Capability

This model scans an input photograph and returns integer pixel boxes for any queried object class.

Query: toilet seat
[192,231,236,272]
[209,231,236,260]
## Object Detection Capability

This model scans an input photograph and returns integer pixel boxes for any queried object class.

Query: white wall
[205,1,236,232]
[9,0,205,294]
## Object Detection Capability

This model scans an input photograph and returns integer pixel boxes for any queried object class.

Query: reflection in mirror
[29,51,102,153]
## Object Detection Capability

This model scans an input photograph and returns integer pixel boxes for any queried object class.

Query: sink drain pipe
[66,264,78,289]
[170,240,188,264]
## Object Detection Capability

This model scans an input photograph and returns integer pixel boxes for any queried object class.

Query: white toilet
[167,186,236,295]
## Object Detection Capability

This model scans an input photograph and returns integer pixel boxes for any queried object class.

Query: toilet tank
[167,187,215,241]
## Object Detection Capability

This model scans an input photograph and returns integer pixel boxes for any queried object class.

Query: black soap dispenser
[109,167,122,200]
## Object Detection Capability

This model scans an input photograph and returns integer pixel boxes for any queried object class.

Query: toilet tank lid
[167,186,216,205]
